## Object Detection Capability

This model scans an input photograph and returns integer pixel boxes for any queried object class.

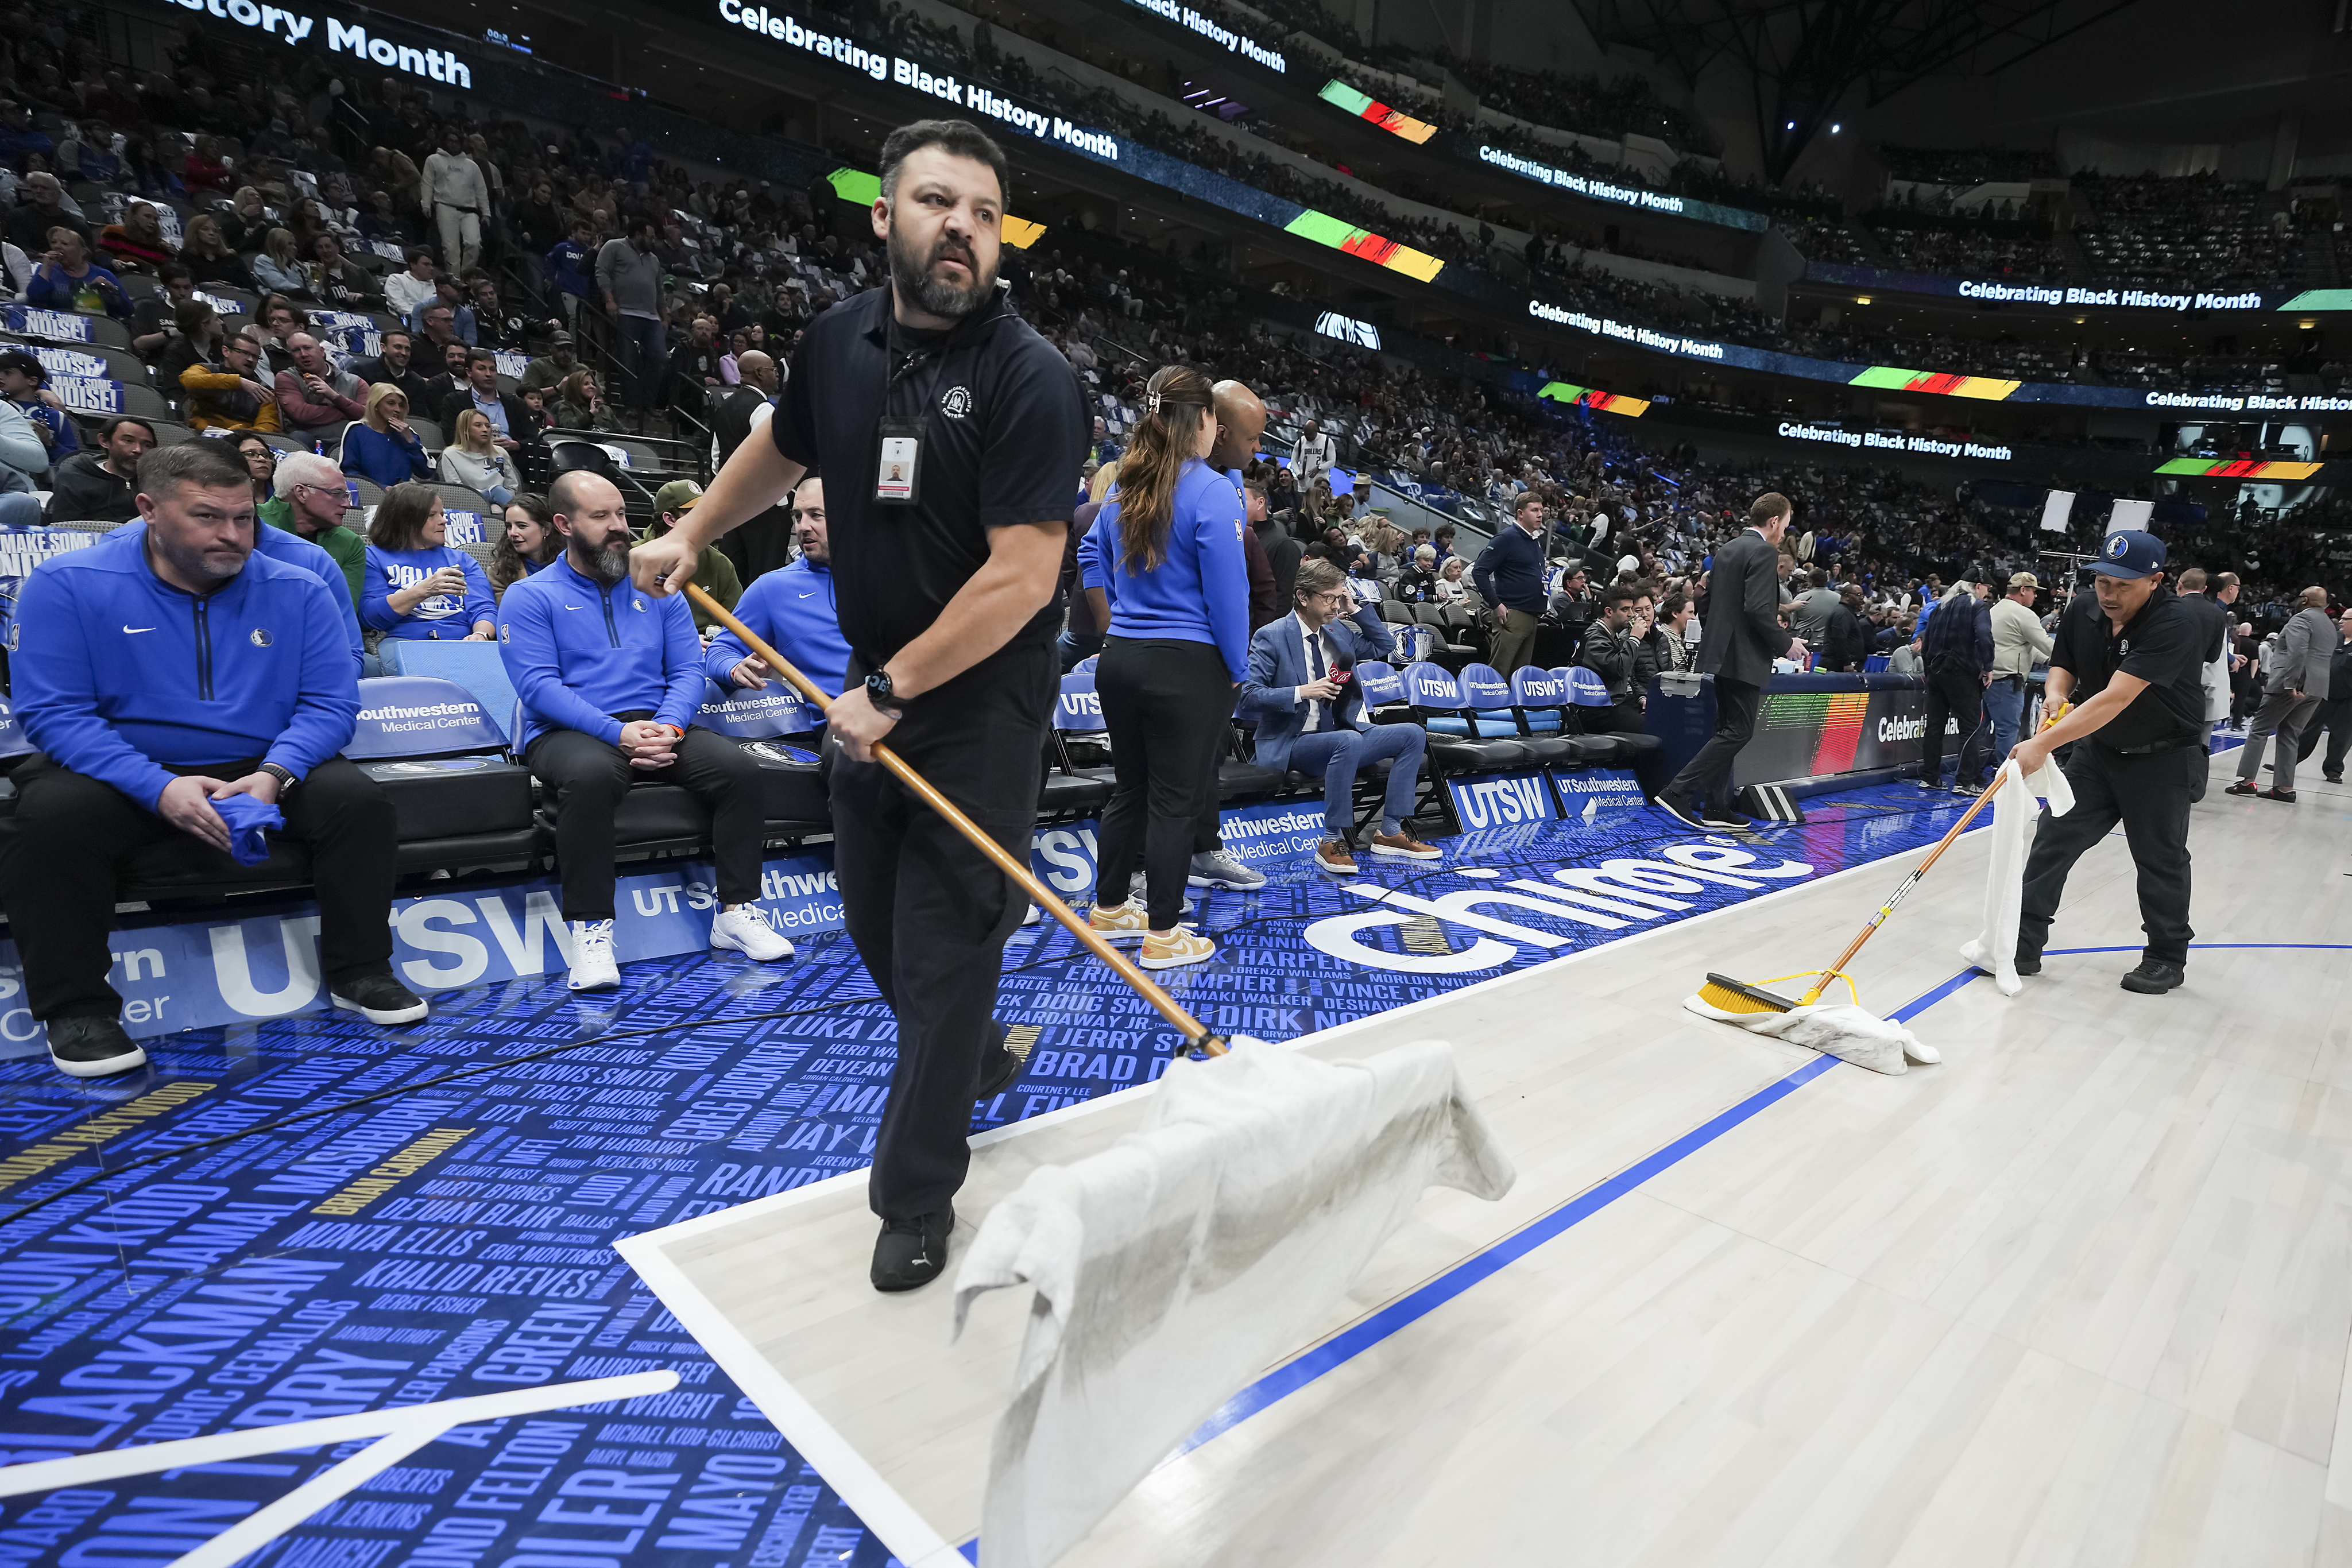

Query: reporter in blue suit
[1242,555,1439,877]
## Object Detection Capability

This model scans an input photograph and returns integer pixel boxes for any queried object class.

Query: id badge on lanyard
[875,327,934,508]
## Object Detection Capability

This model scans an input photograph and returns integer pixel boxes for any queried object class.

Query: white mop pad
[951,1036,1514,1568]
[1958,755,2076,994]
[1682,994,1934,1075]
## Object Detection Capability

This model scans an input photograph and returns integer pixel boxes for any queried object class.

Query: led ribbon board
[2155,457,2324,480]
[1282,209,1444,282]
[1318,80,1436,144]
[1537,380,1649,416]
[1848,366,2023,401]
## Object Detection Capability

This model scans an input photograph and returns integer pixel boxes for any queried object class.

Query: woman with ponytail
[1074,365,1250,970]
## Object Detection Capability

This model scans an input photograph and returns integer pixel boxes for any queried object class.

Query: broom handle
[1797,768,2007,1005]
[683,583,1227,1056]
[1794,695,2072,1006]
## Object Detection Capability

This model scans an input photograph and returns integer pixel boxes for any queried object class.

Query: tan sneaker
[1140,928,1216,970]
[1088,900,1149,942]
[1368,830,1441,860]
[1313,837,1358,877]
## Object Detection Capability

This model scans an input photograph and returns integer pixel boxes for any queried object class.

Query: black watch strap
[864,671,906,715]
[260,762,299,792]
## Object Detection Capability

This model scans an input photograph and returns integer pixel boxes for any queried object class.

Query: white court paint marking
[0,1370,678,1567]
[618,822,1987,1568]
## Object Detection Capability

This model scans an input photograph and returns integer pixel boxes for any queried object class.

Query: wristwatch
[259,762,300,795]
[864,670,907,716]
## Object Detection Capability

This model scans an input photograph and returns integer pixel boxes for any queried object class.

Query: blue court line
[1166,939,2352,1458]
[941,941,2350,1562]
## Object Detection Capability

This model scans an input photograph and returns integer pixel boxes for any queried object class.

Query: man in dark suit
[436,349,531,452]
[707,350,791,580]
[1655,491,1801,830]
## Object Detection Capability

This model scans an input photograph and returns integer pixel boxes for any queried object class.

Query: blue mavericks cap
[2092,529,2167,580]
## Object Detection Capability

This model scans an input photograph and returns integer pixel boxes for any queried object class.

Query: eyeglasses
[1307,590,1352,606]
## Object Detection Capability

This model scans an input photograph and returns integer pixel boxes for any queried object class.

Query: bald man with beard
[1175,378,1276,893]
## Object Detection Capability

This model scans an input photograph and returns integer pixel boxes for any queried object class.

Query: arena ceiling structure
[1573,0,2146,180]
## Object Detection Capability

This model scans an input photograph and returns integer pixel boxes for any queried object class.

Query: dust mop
[682,587,1515,1568]
[1684,704,2074,1073]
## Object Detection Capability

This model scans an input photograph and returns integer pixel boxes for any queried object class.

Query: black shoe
[2225,780,2258,797]
[2013,951,2042,976]
[1654,795,1708,830]
[47,1017,147,1078]
[972,1026,1023,1102]
[1953,779,1987,797]
[2119,959,2185,994]
[330,970,429,1025]
[872,1209,953,1292]
[1698,809,1754,830]
[2326,773,2343,784]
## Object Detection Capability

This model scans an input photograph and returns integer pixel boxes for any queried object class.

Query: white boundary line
[617,816,1983,1567]
[0,1371,678,1568]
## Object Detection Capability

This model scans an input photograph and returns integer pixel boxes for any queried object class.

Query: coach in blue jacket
[500,471,791,993]
[1,441,424,1080]
[1243,555,1439,877]
[708,473,852,698]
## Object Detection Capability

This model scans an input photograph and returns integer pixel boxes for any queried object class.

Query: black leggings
[1093,637,1235,929]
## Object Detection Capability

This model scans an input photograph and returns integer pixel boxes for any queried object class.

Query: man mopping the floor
[2003,529,2205,995]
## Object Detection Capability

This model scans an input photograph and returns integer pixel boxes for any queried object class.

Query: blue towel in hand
[212,792,285,866]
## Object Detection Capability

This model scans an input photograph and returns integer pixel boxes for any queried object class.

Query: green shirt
[640,521,741,632]
[262,501,369,607]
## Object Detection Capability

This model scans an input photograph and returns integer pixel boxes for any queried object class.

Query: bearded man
[498,469,793,995]
[625,118,1087,1292]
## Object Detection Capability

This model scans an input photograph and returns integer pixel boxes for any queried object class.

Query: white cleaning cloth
[1682,994,1935,1074]
[951,1036,1514,1568]
[1958,755,2076,995]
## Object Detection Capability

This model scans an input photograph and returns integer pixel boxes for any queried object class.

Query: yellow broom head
[1697,973,1799,1014]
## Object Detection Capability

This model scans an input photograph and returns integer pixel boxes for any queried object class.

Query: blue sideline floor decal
[0,783,1982,1566]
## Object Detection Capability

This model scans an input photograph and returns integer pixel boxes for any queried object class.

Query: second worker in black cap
[2004,529,2206,994]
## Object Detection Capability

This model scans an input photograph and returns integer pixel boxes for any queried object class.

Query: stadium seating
[1399,663,1530,772]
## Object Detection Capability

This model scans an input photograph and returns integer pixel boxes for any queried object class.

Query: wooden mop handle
[682,583,1227,1056]
[1793,693,2072,1004]
[1796,767,2009,1005]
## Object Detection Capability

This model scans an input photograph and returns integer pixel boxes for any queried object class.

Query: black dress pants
[525,721,765,920]
[2295,696,2350,775]
[0,753,396,1021]
[1663,675,1759,814]
[1920,665,1987,784]
[831,644,1055,1222]
[1092,638,1233,929]
[2018,741,2196,967]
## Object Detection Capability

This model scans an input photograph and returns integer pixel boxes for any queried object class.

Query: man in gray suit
[2227,585,2334,802]
[1655,491,1803,830]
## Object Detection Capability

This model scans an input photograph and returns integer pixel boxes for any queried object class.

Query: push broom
[1699,700,2071,1014]
[683,583,1230,1056]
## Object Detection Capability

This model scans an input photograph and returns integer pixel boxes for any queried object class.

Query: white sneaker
[710,905,793,961]
[567,919,620,991]
[1187,850,1267,890]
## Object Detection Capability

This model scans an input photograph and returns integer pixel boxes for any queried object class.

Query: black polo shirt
[2049,587,2205,750]
[770,286,1085,666]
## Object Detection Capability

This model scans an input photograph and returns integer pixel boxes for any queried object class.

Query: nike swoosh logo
[562,605,584,610]
[123,626,154,633]
[797,592,818,599]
